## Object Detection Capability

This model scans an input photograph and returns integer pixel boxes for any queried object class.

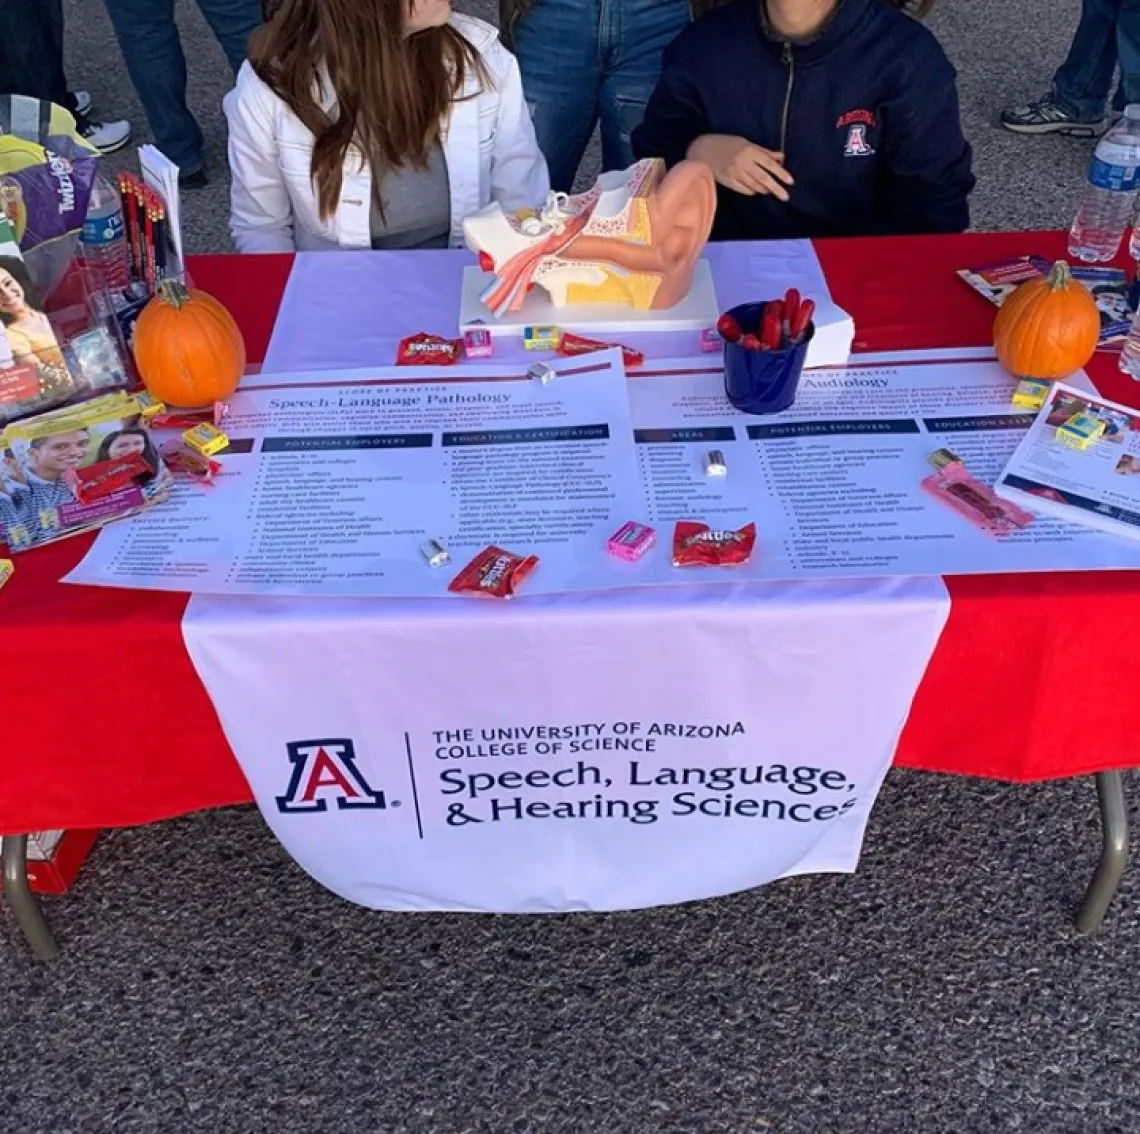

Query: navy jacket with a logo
[631,0,975,241]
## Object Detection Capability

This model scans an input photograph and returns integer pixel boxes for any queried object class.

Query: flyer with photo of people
[0,216,77,423]
[996,384,1140,543]
[0,392,172,551]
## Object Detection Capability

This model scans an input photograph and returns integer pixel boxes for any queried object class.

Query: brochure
[0,215,79,423]
[958,256,1132,348]
[1,391,172,551]
[994,382,1140,542]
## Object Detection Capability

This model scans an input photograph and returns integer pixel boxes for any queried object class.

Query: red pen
[716,312,743,344]
[790,298,816,343]
[760,305,783,351]
[782,288,801,340]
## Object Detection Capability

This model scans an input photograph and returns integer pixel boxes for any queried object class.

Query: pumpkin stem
[157,279,191,309]
[1047,261,1074,290]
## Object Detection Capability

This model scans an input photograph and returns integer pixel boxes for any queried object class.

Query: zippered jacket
[631,0,974,240]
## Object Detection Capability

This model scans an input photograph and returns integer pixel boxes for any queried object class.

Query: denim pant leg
[513,0,603,193]
[0,0,68,105]
[1053,0,1121,119]
[102,0,205,172]
[195,0,263,77]
[1116,0,1140,106]
[598,0,689,173]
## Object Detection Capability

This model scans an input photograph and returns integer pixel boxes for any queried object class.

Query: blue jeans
[513,0,690,192]
[103,0,261,173]
[0,0,68,106]
[1053,0,1140,118]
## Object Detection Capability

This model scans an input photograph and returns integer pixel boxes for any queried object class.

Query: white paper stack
[138,144,184,280]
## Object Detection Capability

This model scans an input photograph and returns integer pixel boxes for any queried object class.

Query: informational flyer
[996,381,1140,542]
[616,351,1140,581]
[67,353,646,597]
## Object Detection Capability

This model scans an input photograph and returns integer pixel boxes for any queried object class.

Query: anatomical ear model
[463,158,717,316]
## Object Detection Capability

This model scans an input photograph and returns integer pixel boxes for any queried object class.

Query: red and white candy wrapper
[448,545,539,598]
[64,454,153,503]
[671,521,757,567]
[557,331,644,369]
[161,442,221,485]
[151,402,229,430]
[397,332,463,366]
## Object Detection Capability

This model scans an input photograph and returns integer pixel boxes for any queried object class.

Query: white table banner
[182,577,949,912]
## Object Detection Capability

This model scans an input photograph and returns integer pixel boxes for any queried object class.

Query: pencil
[153,206,167,284]
[144,201,155,295]
[119,174,142,283]
[134,181,150,292]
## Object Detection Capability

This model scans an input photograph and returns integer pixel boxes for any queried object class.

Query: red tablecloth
[3,233,1137,836]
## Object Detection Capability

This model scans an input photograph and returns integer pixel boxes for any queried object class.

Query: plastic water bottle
[1069,105,1140,263]
[80,173,130,295]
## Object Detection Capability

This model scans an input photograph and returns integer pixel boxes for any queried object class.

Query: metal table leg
[1,834,59,960]
[1075,771,1130,934]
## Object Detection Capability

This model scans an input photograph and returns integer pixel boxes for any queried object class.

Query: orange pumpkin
[133,281,246,408]
[993,260,1100,380]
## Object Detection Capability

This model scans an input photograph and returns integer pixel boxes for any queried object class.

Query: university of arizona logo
[843,124,875,157]
[276,738,387,813]
[837,108,877,157]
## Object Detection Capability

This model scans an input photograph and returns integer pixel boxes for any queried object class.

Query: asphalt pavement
[3,3,1137,1133]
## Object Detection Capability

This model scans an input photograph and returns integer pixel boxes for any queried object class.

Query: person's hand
[686,134,793,201]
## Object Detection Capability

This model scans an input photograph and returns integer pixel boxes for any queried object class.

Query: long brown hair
[251,0,488,221]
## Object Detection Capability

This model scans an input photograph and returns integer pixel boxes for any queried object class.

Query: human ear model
[463,158,717,317]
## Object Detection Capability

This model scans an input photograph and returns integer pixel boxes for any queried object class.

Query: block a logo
[276,738,387,813]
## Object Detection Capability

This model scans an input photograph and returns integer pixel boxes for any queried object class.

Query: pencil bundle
[116,173,170,296]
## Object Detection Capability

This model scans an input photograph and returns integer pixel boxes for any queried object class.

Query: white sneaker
[72,91,93,117]
[79,118,132,155]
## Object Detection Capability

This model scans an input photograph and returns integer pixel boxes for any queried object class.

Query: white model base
[460,260,720,338]
[460,260,855,369]
[798,297,856,370]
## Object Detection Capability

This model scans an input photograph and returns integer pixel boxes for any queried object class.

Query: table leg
[1,834,59,960]
[1075,771,1130,934]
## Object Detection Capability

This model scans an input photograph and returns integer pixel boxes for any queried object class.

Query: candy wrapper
[150,401,227,430]
[160,441,221,485]
[63,452,152,503]
[448,545,539,598]
[671,521,757,567]
[607,520,656,562]
[182,421,229,457]
[397,332,462,366]
[463,327,493,360]
[557,331,644,369]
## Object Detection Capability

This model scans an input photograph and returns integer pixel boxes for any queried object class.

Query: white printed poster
[67,353,644,597]
[619,352,1140,579]
[70,350,1140,598]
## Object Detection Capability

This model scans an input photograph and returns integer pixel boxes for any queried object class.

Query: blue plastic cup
[722,301,815,416]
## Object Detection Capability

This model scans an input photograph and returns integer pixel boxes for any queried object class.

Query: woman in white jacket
[224,0,550,253]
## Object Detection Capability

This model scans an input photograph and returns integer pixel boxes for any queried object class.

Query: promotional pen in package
[922,449,1033,535]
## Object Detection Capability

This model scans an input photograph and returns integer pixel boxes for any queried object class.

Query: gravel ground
[4,3,1136,1133]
